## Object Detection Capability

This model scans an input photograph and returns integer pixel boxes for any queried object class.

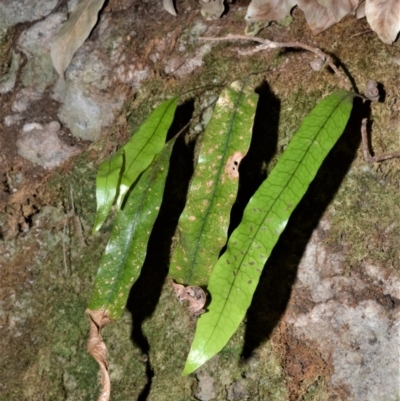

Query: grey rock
[0,0,58,30]
[164,44,212,79]
[17,13,65,91]
[17,121,80,169]
[195,370,216,401]
[55,82,103,141]
[0,51,20,94]
[50,15,127,140]
[18,13,65,56]
[287,222,400,401]
[12,88,43,113]
[227,380,248,401]
[4,114,23,127]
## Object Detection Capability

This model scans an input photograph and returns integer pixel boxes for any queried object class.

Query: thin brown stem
[361,118,400,163]
[200,34,351,90]
[62,220,69,275]
[70,185,87,247]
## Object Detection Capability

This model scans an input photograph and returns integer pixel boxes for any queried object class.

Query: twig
[350,29,373,39]
[70,186,87,247]
[199,34,351,90]
[361,118,400,163]
[62,220,69,275]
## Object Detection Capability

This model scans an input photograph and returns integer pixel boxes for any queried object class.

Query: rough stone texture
[55,81,105,141]
[286,220,400,401]
[1,1,400,400]
[0,51,20,94]
[12,87,43,113]
[17,121,80,169]
[195,370,216,401]
[3,113,23,126]
[51,14,136,140]
[163,22,212,79]
[17,12,65,91]
[0,0,58,29]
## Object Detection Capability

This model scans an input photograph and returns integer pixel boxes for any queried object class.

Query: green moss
[300,377,330,401]
[327,165,400,270]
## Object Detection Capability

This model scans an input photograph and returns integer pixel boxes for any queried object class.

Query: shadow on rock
[126,99,195,400]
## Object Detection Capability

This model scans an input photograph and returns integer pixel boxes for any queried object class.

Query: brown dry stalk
[361,118,400,163]
[62,220,69,275]
[87,310,112,401]
[171,279,207,316]
[199,34,351,90]
[70,185,87,247]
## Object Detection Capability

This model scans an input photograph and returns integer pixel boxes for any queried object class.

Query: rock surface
[17,121,80,169]
[1,1,400,400]
[286,221,400,401]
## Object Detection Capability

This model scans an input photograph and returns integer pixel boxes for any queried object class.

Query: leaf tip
[182,358,199,376]
[92,213,105,233]
[182,343,211,376]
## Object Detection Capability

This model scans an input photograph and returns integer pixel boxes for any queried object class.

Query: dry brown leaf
[86,309,112,401]
[318,0,360,21]
[51,0,106,77]
[245,0,297,23]
[365,0,400,44]
[356,0,366,18]
[297,0,336,34]
[199,0,225,20]
[364,79,380,101]
[171,280,207,316]
[163,0,177,16]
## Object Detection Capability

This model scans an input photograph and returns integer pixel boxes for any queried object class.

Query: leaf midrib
[102,145,172,310]
[201,91,351,351]
[123,102,175,185]
[185,83,248,284]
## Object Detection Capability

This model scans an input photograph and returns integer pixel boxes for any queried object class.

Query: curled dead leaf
[297,0,337,34]
[245,0,296,23]
[86,309,112,401]
[319,0,360,22]
[199,0,225,20]
[225,151,245,179]
[51,0,106,78]
[244,0,295,35]
[171,280,207,316]
[364,80,380,102]
[365,0,400,44]
[356,0,366,18]
[163,0,177,16]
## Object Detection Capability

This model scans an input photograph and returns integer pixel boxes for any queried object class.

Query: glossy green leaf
[183,90,355,375]
[93,97,177,232]
[117,98,177,207]
[88,140,175,319]
[170,82,258,287]
[93,150,123,232]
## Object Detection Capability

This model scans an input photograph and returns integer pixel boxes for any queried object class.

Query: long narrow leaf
[117,98,178,207]
[93,97,177,231]
[93,150,123,232]
[170,82,258,287]
[88,139,175,319]
[183,90,355,374]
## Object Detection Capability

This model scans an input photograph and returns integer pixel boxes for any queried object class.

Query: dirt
[1,0,400,400]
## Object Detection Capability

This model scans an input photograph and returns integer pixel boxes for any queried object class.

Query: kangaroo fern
[170,81,258,287]
[183,90,355,374]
